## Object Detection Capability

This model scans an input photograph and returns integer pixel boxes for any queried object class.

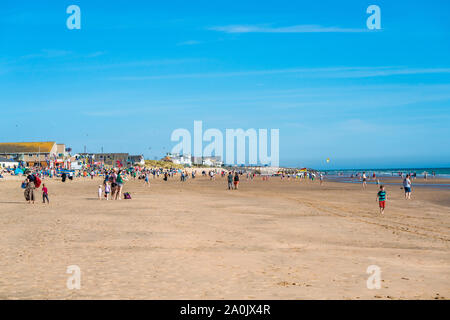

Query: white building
[201,156,223,167]
[128,155,145,166]
[70,160,84,170]
[259,166,279,176]
[191,156,223,167]
[167,153,192,166]
[0,157,19,169]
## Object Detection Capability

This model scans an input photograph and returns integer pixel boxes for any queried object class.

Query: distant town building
[0,141,60,167]
[68,155,84,170]
[0,157,19,169]
[258,166,279,175]
[192,156,223,167]
[166,153,192,166]
[79,153,129,167]
[127,155,145,166]
[56,144,68,158]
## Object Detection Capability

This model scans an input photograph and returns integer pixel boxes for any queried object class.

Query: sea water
[323,168,450,179]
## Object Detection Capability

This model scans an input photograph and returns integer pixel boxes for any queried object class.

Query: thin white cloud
[177,40,202,46]
[60,58,206,72]
[109,67,450,81]
[21,49,73,60]
[0,57,207,74]
[85,51,107,58]
[209,24,367,33]
[324,68,450,78]
[19,50,107,60]
[40,83,450,117]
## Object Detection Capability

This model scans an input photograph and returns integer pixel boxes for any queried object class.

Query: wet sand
[0,175,449,299]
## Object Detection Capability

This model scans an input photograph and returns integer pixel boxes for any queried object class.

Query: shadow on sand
[0,201,28,204]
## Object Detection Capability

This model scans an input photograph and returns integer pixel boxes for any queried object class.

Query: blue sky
[1,0,449,168]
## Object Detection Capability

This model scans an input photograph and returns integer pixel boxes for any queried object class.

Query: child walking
[376,185,387,215]
[98,185,103,200]
[105,182,111,200]
[42,184,49,204]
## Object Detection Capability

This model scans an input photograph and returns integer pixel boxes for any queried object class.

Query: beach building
[226,165,279,175]
[167,153,192,166]
[127,155,145,166]
[56,144,68,158]
[79,153,129,167]
[0,142,59,167]
[192,156,223,167]
[0,157,19,169]
[203,156,223,167]
[259,166,280,175]
[69,157,84,170]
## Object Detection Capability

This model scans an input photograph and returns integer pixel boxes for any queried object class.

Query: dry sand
[0,175,449,299]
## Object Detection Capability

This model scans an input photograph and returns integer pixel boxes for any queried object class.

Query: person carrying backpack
[233,172,240,190]
[24,178,36,204]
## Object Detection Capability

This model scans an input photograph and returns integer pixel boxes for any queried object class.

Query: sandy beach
[0,174,448,299]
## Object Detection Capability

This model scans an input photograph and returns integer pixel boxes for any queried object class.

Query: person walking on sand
[98,185,103,200]
[24,178,35,204]
[376,185,387,215]
[42,183,49,204]
[115,170,125,200]
[362,172,367,189]
[144,172,150,186]
[104,182,111,200]
[233,172,240,190]
[403,174,412,200]
[109,169,118,199]
[227,171,233,190]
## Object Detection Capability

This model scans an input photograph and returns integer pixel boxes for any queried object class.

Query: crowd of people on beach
[15,165,249,203]
[5,163,441,218]
[13,164,265,204]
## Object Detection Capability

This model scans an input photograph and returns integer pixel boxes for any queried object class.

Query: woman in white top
[362,172,367,189]
[403,175,412,200]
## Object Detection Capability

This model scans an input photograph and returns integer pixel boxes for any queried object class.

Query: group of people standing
[22,174,49,204]
[375,173,414,215]
[99,169,126,200]
[19,165,251,205]
[227,171,240,190]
